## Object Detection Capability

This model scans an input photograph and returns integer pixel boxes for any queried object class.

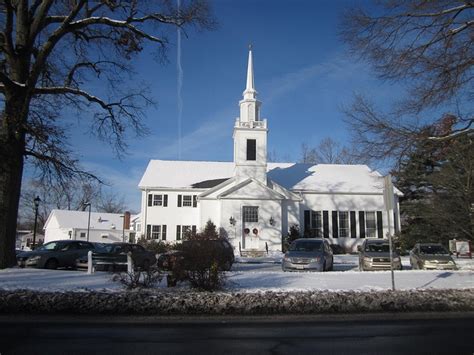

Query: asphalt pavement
[0,312,473,354]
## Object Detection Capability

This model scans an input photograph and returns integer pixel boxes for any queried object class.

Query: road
[0,313,472,354]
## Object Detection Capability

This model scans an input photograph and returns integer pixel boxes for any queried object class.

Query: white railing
[235,119,267,129]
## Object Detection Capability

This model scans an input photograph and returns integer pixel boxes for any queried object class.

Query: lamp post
[83,202,91,242]
[120,215,125,242]
[32,196,41,249]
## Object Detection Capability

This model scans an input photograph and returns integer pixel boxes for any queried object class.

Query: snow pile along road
[0,288,472,315]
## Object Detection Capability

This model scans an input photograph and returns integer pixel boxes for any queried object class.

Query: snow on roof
[139,160,397,194]
[44,209,126,231]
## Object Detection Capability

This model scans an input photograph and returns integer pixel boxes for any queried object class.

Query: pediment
[218,178,285,200]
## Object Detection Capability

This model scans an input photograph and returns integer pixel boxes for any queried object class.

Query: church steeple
[233,46,268,183]
[243,45,257,100]
[239,46,261,123]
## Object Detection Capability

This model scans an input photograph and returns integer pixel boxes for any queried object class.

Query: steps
[240,249,266,258]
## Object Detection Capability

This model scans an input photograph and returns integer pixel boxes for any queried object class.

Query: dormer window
[247,139,256,161]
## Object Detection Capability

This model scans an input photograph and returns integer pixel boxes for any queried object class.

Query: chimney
[124,211,131,230]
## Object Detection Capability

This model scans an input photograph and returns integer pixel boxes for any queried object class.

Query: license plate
[296,265,305,270]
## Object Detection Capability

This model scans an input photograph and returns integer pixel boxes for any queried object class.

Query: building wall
[142,189,201,242]
[219,199,282,252]
[300,192,396,252]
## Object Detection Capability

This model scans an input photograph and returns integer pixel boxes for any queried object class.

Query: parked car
[410,243,457,270]
[16,240,96,269]
[282,238,333,272]
[157,239,235,272]
[358,239,402,271]
[76,242,157,272]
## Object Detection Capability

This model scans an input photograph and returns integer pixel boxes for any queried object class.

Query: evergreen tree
[395,128,473,248]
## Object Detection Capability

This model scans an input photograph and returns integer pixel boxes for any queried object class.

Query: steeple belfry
[233,46,268,183]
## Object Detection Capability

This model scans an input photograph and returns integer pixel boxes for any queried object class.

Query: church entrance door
[242,206,260,250]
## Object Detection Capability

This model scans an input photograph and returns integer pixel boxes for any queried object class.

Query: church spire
[243,45,257,99]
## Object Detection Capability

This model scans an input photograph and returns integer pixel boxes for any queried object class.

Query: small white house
[16,230,44,250]
[137,48,402,253]
[43,209,134,244]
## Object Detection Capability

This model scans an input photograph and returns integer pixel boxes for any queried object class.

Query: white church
[138,48,401,253]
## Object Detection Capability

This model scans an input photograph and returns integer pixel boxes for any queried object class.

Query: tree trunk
[0,98,27,268]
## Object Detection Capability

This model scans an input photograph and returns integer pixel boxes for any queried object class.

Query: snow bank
[0,289,472,315]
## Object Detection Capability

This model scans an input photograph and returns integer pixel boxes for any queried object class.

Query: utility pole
[32,196,41,249]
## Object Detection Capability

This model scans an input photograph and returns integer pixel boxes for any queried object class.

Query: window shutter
[359,211,366,238]
[176,225,181,240]
[377,211,383,238]
[146,225,151,239]
[192,225,197,235]
[332,211,338,238]
[148,194,152,207]
[162,225,167,241]
[350,211,357,238]
[323,211,329,238]
[177,195,182,207]
[304,210,310,236]
[193,195,197,207]
[163,195,168,207]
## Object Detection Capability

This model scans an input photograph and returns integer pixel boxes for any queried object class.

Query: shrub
[137,237,173,254]
[170,220,227,291]
[113,266,163,290]
[283,225,301,252]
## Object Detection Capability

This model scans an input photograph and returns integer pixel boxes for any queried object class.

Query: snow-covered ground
[0,255,472,293]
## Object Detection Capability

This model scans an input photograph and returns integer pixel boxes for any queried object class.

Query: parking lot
[1,254,473,292]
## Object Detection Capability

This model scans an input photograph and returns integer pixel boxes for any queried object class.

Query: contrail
[177,0,183,160]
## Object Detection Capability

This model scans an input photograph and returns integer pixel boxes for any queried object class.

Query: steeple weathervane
[243,45,257,99]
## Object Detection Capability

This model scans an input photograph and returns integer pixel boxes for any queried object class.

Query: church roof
[139,160,400,195]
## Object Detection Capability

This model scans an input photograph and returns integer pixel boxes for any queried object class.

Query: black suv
[158,239,235,271]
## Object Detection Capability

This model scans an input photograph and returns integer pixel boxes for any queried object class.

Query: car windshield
[420,245,449,255]
[93,243,109,252]
[36,241,66,251]
[289,240,323,252]
[365,243,390,252]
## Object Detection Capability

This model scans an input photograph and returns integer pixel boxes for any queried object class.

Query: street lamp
[83,202,91,242]
[120,215,125,242]
[32,196,41,249]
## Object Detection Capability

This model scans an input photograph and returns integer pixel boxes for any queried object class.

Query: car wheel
[322,261,326,272]
[328,260,333,271]
[45,259,58,270]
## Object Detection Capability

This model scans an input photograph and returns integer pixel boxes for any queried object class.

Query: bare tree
[299,137,364,164]
[340,0,473,166]
[96,190,127,213]
[0,1,215,268]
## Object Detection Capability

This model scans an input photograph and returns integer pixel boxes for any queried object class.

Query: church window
[338,211,349,238]
[243,206,258,222]
[310,211,322,237]
[147,225,167,240]
[182,195,192,207]
[365,212,377,238]
[178,194,197,207]
[176,225,196,240]
[148,194,168,207]
[246,139,256,161]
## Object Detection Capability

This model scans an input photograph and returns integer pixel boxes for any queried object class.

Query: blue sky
[37,0,401,212]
